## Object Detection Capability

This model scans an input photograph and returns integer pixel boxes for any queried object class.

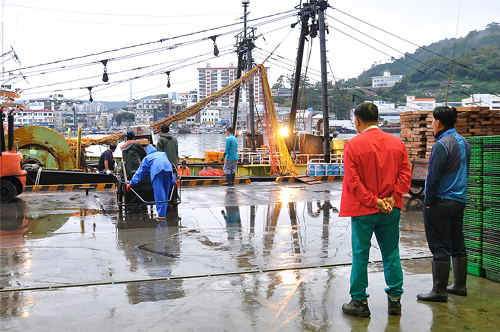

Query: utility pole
[289,1,330,162]
[317,0,330,163]
[288,4,312,136]
[243,0,256,151]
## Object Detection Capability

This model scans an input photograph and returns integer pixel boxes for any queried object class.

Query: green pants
[350,208,403,300]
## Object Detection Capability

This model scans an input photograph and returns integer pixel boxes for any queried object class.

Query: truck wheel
[0,180,18,202]
[408,184,424,197]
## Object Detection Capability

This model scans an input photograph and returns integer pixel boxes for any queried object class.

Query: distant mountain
[344,22,500,104]
[98,101,128,110]
[348,22,500,87]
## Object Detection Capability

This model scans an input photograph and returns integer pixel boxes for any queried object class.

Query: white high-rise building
[197,63,268,108]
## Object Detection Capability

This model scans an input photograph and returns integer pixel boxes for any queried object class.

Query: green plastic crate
[484,164,500,173]
[465,239,483,249]
[468,262,486,277]
[483,136,500,144]
[485,269,500,282]
[484,176,500,186]
[466,136,483,143]
[483,184,500,194]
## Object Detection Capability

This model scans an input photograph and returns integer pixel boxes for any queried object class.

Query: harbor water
[85,132,358,159]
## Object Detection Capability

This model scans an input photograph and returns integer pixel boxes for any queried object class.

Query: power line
[326,15,498,98]
[328,24,499,101]
[330,6,500,84]
[4,9,298,75]
[22,45,235,92]
[3,3,240,18]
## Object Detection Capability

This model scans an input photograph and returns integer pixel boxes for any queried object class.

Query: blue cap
[126,130,135,139]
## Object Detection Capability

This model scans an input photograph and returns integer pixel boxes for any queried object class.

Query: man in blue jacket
[127,145,176,220]
[221,126,238,186]
[417,106,470,302]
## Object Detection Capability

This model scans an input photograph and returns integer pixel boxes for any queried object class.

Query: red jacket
[339,128,411,217]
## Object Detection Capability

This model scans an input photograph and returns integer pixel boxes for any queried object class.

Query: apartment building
[197,63,269,107]
[14,109,54,127]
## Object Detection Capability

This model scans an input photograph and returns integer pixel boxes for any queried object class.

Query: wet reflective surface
[1,183,499,331]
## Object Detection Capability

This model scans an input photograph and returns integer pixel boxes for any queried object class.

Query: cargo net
[66,64,299,175]
[66,132,125,150]
[150,63,298,176]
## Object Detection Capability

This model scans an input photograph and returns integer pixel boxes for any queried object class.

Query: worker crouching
[127,145,176,220]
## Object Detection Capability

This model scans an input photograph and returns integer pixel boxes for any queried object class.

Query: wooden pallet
[294,175,322,185]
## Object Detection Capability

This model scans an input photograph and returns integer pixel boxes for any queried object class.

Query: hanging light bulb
[310,20,318,38]
[166,71,171,88]
[88,87,93,102]
[210,35,219,56]
[100,60,109,82]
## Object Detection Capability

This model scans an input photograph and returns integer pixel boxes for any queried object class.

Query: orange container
[205,151,218,162]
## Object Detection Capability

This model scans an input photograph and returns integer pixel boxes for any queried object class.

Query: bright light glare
[279,127,288,137]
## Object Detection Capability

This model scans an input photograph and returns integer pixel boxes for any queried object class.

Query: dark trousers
[97,160,115,172]
[423,198,467,261]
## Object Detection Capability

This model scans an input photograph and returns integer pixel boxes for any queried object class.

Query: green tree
[272,75,287,89]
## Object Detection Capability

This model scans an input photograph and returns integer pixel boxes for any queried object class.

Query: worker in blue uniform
[127,145,176,220]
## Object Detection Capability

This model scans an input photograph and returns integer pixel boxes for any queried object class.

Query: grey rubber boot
[447,256,468,296]
[417,260,450,302]
[222,174,231,186]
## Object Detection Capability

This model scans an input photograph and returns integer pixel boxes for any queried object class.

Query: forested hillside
[274,22,500,119]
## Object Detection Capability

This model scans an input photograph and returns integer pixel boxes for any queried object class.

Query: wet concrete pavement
[1,181,499,331]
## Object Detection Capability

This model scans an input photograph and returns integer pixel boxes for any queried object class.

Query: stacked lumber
[400,106,500,161]
[400,110,432,159]
[455,106,500,137]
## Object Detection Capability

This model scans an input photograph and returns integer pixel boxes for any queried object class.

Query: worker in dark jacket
[157,124,179,169]
[121,130,146,178]
[98,144,116,172]
[417,106,471,302]
[127,145,176,220]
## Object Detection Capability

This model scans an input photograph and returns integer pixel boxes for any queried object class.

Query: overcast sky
[1,0,499,102]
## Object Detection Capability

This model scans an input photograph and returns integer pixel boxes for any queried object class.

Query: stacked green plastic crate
[465,136,485,276]
[482,136,500,282]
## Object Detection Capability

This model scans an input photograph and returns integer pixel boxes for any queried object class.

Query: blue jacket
[129,145,175,186]
[223,134,239,161]
[424,128,470,205]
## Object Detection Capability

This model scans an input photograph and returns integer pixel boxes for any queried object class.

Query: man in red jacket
[340,102,412,317]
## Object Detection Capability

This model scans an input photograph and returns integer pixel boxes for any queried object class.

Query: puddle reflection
[1,193,429,310]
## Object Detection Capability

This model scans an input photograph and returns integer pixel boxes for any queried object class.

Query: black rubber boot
[417,260,450,302]
[387,294,402,315]
[222,174,231,186]
[230,173,235,185]
[342,298,370,317]
[447,256,468,296]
